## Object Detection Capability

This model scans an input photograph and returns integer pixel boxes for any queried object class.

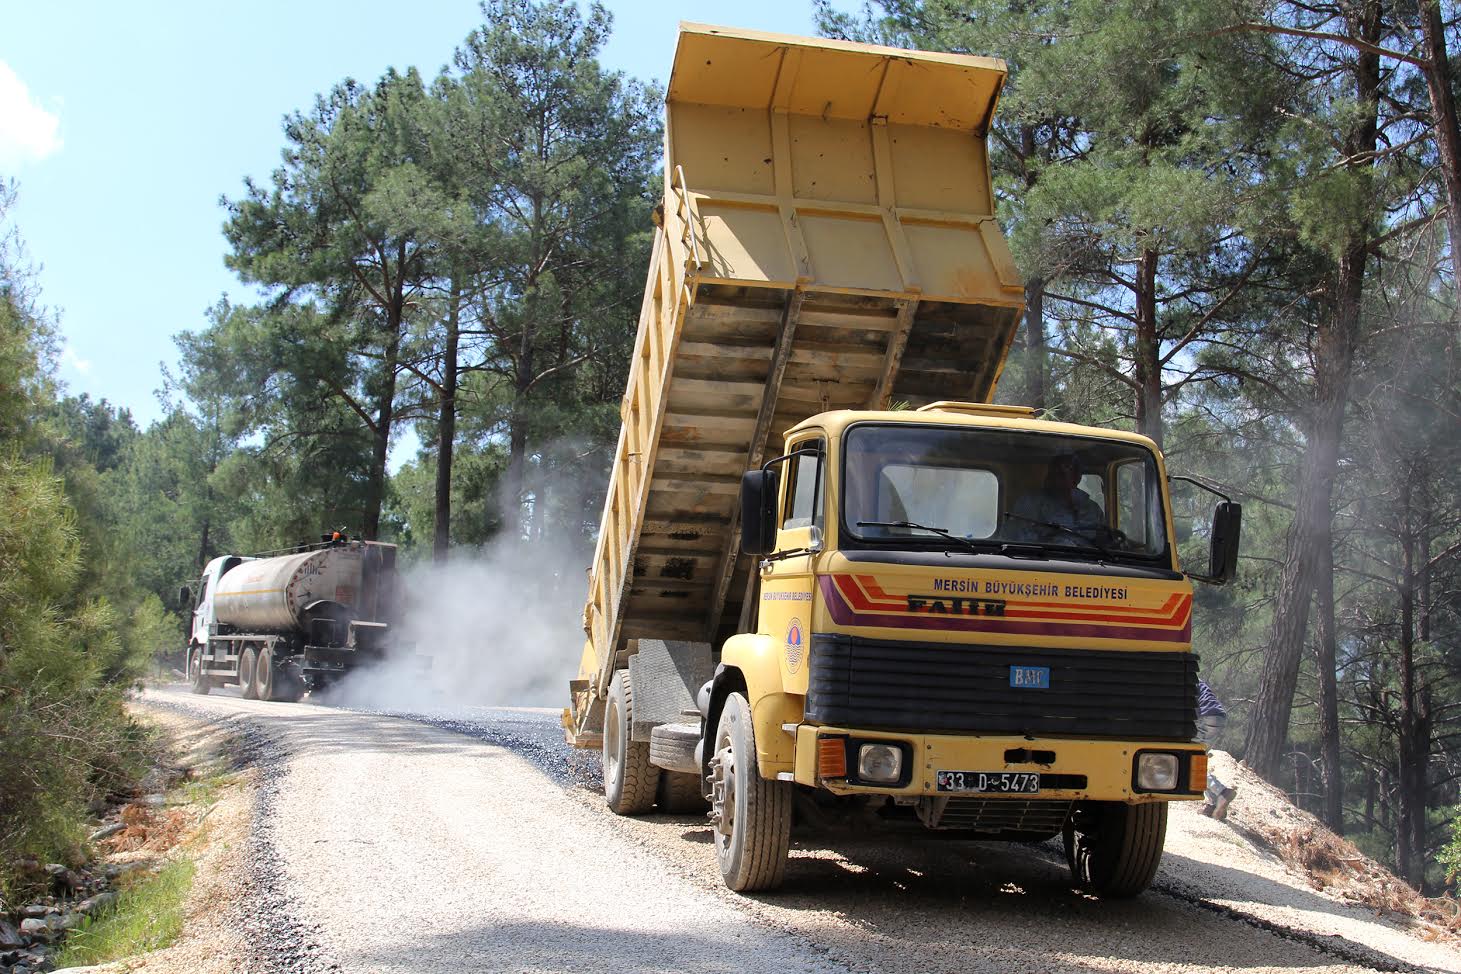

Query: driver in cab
[1008,452,1104,544]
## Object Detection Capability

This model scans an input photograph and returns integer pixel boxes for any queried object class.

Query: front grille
[924,798,1073,833]
[807,634,1197,740]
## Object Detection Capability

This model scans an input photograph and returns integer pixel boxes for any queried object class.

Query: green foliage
[0,180,57,447]
[1442,810,1461,887]
[0,454,147,895]
[0,184,158,904]
[53,858,195,966]
[386,443,510,558]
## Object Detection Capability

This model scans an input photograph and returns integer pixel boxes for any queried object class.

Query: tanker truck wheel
[258,649,306,703]
[1063,800,1167,898]
[239,647,259,700]
[187,646,211,695]
[257,648,279,701]
[603,671,659,814]
[710,691,791,892]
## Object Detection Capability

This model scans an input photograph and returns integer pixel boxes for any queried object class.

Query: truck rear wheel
[1064,800,1168,898]
[657,771,709,814]
[187,646,210,695]
[239,647,259,700]
[603,671,659,814]
[257,648,279,702]
[710,691,791,892]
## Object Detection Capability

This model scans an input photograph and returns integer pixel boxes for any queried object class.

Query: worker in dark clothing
[1196,678,1238,819]
[1196,679,1228,743]
[1007,452,1104,543]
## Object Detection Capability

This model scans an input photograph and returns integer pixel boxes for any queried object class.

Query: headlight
[1136,752,1179,791]
[857,743,903,784]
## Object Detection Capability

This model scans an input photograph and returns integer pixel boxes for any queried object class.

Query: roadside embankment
[1,704,257,974]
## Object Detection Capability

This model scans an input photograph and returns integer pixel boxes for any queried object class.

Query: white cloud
[62,343,92,376]
[0,61,62,169]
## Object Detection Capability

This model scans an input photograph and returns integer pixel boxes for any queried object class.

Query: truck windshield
[842,424,1170,561]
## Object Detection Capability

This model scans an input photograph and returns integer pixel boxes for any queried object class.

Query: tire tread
[1067,800,1167,898]
[657,771,708,814]
[717,693,791,892]
[605,672,660,814]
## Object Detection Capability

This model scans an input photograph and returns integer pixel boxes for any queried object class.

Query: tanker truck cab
[704,402,1241,895]
[187,555,255,649]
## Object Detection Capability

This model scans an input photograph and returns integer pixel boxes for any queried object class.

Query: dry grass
[106,803,194,854]
[1214,752,1455,943]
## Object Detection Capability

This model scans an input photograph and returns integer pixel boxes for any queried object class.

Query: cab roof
[786,403,1164,453]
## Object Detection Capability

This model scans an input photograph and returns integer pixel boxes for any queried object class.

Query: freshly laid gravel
[138,687,1461,974]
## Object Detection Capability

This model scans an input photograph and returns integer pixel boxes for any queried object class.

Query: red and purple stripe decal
[818,574,1192,643]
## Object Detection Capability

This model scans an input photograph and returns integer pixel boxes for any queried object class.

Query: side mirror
[1208,502,1242,584]
[178,586,192,607]
[740,469,779,556]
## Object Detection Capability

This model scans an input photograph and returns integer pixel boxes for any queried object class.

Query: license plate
[1010,665,1050,688]
[936,771,1041,794]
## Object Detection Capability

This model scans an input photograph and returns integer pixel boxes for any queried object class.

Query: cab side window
[782,440,825,530]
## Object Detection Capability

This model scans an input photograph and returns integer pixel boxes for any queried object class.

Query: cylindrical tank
[214,545,368,633]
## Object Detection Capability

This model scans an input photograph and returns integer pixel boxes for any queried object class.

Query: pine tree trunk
[1395,477,1425,889]
[1017,125,1048,413]
[1244,251,1363,780]
[363,341,398,541]
[195,515,211,571]
[1132,248,1163,447]
[1025,277,1048,412]
[1316,531,1344,833]
[504,193,544,537]
[433,276,461,563]
[1419,0,1461,312]
[1243,3,1381,782]
[363,282,404,541]
[504,379,531,537]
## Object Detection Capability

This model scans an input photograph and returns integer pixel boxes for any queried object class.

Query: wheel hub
[709,743,735,837]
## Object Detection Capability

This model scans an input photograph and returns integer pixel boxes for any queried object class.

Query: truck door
[191,569,214,647]
[758,436,825,696]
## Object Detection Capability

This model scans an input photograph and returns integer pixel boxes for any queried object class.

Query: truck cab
[696,402,1238,893]
[186,555,255,648]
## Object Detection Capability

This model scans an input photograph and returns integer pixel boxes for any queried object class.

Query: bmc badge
[785,618,805,673]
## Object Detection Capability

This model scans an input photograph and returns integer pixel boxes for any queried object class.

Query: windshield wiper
[855,520,991,555]
[1000,511,1114,559]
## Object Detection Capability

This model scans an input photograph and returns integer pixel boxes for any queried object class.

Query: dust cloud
[326,536,590,714]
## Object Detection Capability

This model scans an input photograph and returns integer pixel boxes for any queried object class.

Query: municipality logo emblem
[786,618,804,672]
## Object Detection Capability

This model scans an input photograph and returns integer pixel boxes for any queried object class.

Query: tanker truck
[562,24,1241,897]
[181,539,401,701]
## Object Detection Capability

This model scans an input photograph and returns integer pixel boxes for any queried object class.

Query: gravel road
[137,686,1461,974]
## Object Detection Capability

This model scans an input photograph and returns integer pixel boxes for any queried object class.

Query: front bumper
[792,725,1205,803]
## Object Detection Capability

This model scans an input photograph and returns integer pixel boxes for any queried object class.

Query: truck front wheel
[187,646,211,695]
[709,691,791,892]
[603,671,659,814]
[1063,800,1167,898]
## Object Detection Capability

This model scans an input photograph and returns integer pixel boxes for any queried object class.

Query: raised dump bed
[567,23,1024,744]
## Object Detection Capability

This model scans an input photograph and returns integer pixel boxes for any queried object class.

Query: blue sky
[1,0,819,458]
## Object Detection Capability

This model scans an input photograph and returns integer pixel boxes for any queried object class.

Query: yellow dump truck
[564,23,1241,897]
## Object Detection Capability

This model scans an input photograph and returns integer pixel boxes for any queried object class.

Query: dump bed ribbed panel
[568,24,1024,742]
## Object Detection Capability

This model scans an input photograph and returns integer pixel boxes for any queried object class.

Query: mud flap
[627,639,714,744]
